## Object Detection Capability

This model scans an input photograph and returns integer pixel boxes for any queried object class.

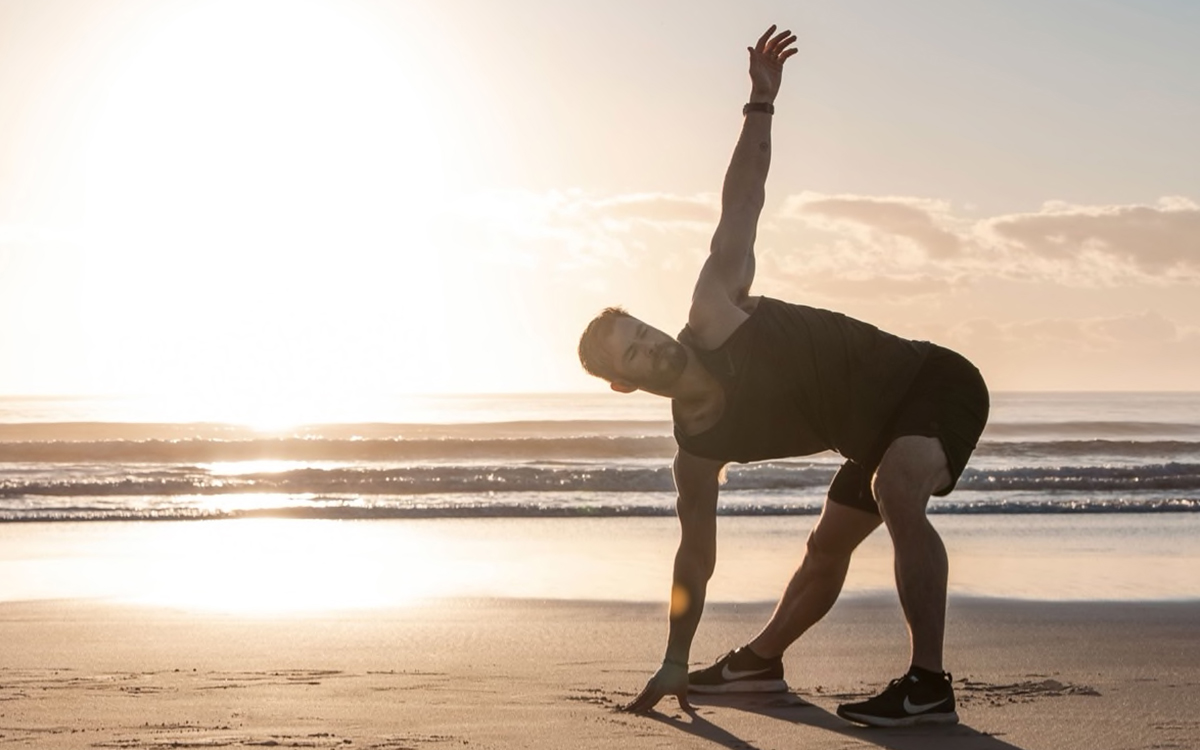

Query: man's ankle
[908,664,948,681]
[743,643,781,662]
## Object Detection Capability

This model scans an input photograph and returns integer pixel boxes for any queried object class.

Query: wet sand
[2,595,1197,749]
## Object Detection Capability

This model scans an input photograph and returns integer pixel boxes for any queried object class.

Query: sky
[1,0,1198,405]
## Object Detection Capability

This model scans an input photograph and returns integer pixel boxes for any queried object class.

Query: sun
[76,0,465,403]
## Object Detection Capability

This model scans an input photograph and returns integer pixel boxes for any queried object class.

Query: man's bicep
[689,259,752,349]
[705,214,758,298]
[673,450,721,579]
[673,450,723,514]
[695,248,754,306]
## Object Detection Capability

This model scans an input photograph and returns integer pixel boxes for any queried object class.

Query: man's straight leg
[871,435,952,673]
[835,434,960,728]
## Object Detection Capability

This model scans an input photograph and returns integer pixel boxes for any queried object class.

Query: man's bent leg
[689,499,881,694]
[748,500,882,658]
[872,435,952,673]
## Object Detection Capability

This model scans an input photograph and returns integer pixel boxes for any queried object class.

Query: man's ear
[610,380,637,394]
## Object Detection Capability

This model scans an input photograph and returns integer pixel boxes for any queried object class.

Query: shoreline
[3,596,1197,749]
[5,515,1200,608]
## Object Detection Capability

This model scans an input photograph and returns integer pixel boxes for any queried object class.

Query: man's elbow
[709,230,755,264]
[710,217,762,257]
[676,546,717,582]
[719,188,766,221]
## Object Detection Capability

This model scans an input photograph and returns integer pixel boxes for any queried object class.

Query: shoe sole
[688,679,789,694]
[836,709,960,728]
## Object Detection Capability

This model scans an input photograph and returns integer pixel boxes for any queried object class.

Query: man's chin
[644,366,685,393]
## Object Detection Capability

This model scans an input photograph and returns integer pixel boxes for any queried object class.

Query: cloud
[443,188,1200,295]
[757,255,957,302]
[984,197,1200,277]
[948,311,1193,352]
[941,311,1200,389]
[774,193,1200,286]
[444,189,715,271]
[781,194,964,259]
[580,193,719,229]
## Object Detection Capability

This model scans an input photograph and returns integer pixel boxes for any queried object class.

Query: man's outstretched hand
[622,662,693,714]
[748,25,798,103]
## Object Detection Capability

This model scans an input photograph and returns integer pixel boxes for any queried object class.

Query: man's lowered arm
[623,449,723,713]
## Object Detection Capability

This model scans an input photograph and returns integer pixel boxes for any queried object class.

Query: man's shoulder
[685,296,762,351]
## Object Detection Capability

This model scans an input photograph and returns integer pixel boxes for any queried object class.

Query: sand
[2,595,1198,749]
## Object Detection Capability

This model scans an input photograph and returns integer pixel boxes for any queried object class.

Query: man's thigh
[876,345,990,498]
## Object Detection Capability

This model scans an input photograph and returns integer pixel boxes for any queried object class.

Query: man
[576,26,989,728]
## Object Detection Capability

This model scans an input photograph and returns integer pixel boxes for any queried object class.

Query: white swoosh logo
[903,696,947,714]
[721,664,770,681]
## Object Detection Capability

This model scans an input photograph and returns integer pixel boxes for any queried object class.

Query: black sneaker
[836,669,959,727]
[688,646,788,694]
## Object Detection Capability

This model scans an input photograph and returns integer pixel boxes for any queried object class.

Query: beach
[3,515,1200,750]
[3,594,1198,749]
[3,393,1199,748]
[4,0,1199,742]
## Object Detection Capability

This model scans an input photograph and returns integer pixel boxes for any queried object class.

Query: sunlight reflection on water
[1,514,1198,614]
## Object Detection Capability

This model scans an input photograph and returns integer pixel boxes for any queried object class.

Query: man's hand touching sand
[622,661,692,714]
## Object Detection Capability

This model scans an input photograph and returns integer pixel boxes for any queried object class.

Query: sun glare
[122,520,451,614]
[76,0,461,401]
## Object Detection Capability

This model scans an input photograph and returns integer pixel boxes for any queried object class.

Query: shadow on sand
[639,691,1028,750]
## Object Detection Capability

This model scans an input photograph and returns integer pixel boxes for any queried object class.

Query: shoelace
[884,676,907,691]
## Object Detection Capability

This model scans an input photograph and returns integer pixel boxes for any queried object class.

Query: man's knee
[872,436,950,519]
[805,505,880,564]
[806,526,849,558]
[804,529,853,572]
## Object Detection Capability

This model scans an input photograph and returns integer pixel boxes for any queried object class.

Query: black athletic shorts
[826,345,990,516]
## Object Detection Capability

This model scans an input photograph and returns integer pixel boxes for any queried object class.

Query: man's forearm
[712,23,793,244]
[664,549,713,665]
[665,452,720,668]
[719,106,773,216]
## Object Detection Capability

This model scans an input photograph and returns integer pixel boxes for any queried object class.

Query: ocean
[1,392,1198,522]
[1,392,1198,608]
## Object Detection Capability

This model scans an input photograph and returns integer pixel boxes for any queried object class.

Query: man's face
[603,316,688,393]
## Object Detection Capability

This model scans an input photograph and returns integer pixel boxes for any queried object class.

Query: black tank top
[673,297,930,464]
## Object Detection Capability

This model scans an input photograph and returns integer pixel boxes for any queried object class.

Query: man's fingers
[624,686,648,711]
[623,687,661,713]
[778,41,799,65]
[755,25,776,52]
[767,34,797,60]
[623,676,694,714]
[626,694,658,713]
[752,28,798,66]
[678,691,695,712]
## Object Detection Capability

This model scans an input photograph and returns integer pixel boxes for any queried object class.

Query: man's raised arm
[690,26,797,346]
